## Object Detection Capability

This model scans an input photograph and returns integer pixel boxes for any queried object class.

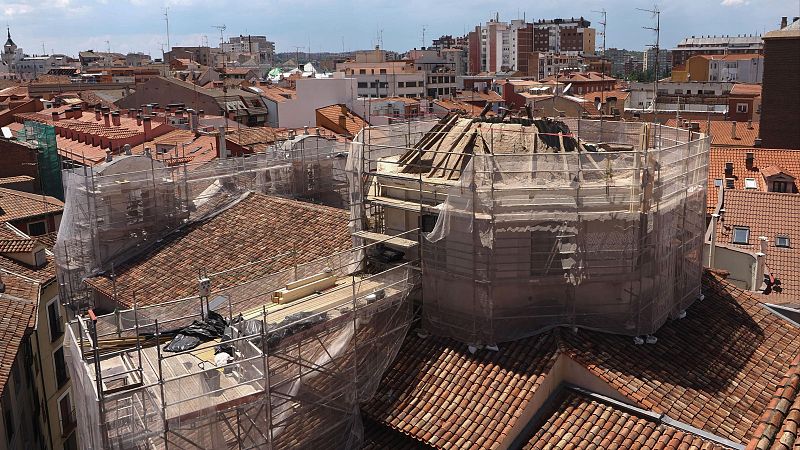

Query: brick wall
[0,140,39,189]
[758,36,800,149]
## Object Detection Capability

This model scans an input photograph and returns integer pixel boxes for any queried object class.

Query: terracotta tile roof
[367,271,800,448]
[522,389,732,449]
[714,189,800,304]
[224,126,289,152]
[257,85,296,104]
[434,99,495,118]
[454,89,504,103]
[84,193,352,307]
[0,187,64,222]
[0,238,35,253]
[363,332,560,449]
[0,291,37,397]
[747,355,800,450]
[0,223,56,282]
[316,104,368,137]
[760,165,794,179]
[731,84,762,97]
[0,175,34,186]
[139,129,218,168]
[665,118,760,147]
[362,417,434,449]
[707,147,800,211]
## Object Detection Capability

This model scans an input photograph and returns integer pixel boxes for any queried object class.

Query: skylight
[776,236,791,248]
[732,227,750,244]
[744,178,758,189]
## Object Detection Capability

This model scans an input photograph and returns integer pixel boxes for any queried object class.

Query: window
[725,178,735,189]
[776,236,791,248]
[58,391,76,436]
[54,346,69,388]
[773,180,790,193]
[736,103,748,113]
[744,178,757,189]
[357,82,367,89]
[732,227,750,244]
[714,179,723,187]
[27,220,46,236]
[379,69,387,74]
[47,298,63,341]
[358,69,366,75]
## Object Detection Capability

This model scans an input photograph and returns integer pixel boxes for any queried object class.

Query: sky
[0,0,798,58]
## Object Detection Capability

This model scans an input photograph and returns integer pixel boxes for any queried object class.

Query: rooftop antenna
[592,9,607,112]
[638,5,661,125]
[213,24,226,65]
[422,25,427,49]
[164,8,171,62]
[105,40,111,54]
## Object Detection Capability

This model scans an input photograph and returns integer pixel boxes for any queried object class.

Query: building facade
[671,34,763,68]
[759,17,800,149]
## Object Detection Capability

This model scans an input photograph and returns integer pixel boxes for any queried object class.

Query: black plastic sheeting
[163,311,228,352]
[236,311,329,349]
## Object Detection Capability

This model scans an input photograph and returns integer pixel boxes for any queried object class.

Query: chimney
[781,17,788,29]
[731,121,738,140]
[112,111,121,126]
[95,107,102,121]
[136,114,142,126]
[189,109,198,133]
[143,115,152,135]
[73,106,83,119]
[198,109,205,118]
[746,152,754,164]
[303,125,309,135]
[123,144,132,155]
[144,147,152,158]
[217,126,227,159]
[725,162,734,175]
[51,111,59,122]
[747,120,753,130]
[103,112,110,127]
[338,114,347,132]
[105,149,113,163]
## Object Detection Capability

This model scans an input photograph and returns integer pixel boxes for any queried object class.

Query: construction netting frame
[55,137,350,316]
[17,121,64,199]
[65,244,418,450]
[354,118,709,345]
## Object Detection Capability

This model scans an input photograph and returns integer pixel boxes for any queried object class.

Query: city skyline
[1,0,796,58]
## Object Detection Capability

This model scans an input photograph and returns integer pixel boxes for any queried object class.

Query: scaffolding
[55,134,350,315]
[64,240,418,449]
[17,121,64,200]
[351,115,709,344]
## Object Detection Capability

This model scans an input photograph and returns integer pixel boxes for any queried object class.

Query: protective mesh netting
[352,117,709,344]
[55,137,349,315]
[64,250,417,449]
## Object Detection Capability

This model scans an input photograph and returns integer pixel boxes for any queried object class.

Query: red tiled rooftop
[665,118,760,147]
[714,189,800,305]
[522,389,732,450]
[366,271,800,448]
[707,147,800,211]
[84,192,352,307]
[0,187,64,222]
[316,104,368,137]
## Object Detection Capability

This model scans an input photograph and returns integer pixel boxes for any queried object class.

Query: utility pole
[292,46,304,67]
[638,5,661,124]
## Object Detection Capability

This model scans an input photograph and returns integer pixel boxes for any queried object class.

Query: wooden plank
[352,230,418,249]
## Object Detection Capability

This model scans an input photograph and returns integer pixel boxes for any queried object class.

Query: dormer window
[776,236,791,248]
[773,181,790,193]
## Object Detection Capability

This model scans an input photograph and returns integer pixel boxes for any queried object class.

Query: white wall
[278,77,359,129]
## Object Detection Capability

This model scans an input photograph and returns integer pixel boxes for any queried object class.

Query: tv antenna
[164,8,170,51]
[422,25,427,49]
[592,9,607,114]
[637,5,661,124]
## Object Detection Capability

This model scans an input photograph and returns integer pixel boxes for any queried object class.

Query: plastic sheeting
[66,254,416,450]
[354,118,709,345]
[55,138,350,316]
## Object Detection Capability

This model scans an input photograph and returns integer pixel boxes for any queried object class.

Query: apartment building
[221,35,275,65]
[533,17,596,54]
[673,54,763,83]
[336,51,425,98]
[671,34,764,68]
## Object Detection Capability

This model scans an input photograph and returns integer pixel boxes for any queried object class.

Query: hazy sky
[1,0,798,58]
